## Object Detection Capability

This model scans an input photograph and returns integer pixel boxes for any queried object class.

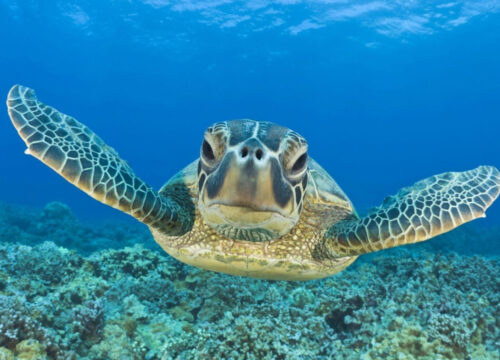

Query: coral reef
[0,202,155,255]
[0,202,499,359]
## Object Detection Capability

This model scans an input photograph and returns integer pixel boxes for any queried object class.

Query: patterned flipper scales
[324,166,500,256]
[7,85,192,235]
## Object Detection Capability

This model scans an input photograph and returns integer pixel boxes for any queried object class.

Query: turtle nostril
[255,149,263,160]
[241,147,249,158]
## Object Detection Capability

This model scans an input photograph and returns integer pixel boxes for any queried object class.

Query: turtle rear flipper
[7,85,193,235]
[322,166,500,256]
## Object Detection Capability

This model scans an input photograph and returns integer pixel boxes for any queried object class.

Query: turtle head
[197,120,309,242]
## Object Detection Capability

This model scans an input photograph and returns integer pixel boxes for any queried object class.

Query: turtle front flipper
[7,85,193,235]
[321,166,500,257]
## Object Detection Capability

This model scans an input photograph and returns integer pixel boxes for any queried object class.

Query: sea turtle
[6,85,500,280]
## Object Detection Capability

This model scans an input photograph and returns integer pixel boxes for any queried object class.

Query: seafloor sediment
[0,202,499,359]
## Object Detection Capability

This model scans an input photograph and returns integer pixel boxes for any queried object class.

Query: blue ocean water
[1,1,499,224]
[1,1,500,359]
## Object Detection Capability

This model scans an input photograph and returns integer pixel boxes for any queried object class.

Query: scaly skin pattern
[7,85,500,280]
[6,84,355,280]
[6,85,193,235]
[153,160,357,280]
[322,166,500,257]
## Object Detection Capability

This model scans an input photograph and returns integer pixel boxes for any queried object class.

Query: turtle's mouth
[200,202,294,242]
[206,203,287,227]
[207,201,289,218]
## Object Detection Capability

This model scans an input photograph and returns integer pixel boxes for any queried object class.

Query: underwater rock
[16,339,47,360]
[0,347,14,360]
[72,301,105,342]
[37,202,77,233]
[0,201,156,255]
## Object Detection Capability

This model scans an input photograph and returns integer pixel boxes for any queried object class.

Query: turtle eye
[202,140,215,161]
[291,152,308,173]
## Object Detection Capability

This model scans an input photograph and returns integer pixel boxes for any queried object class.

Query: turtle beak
[203,139,294,218]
